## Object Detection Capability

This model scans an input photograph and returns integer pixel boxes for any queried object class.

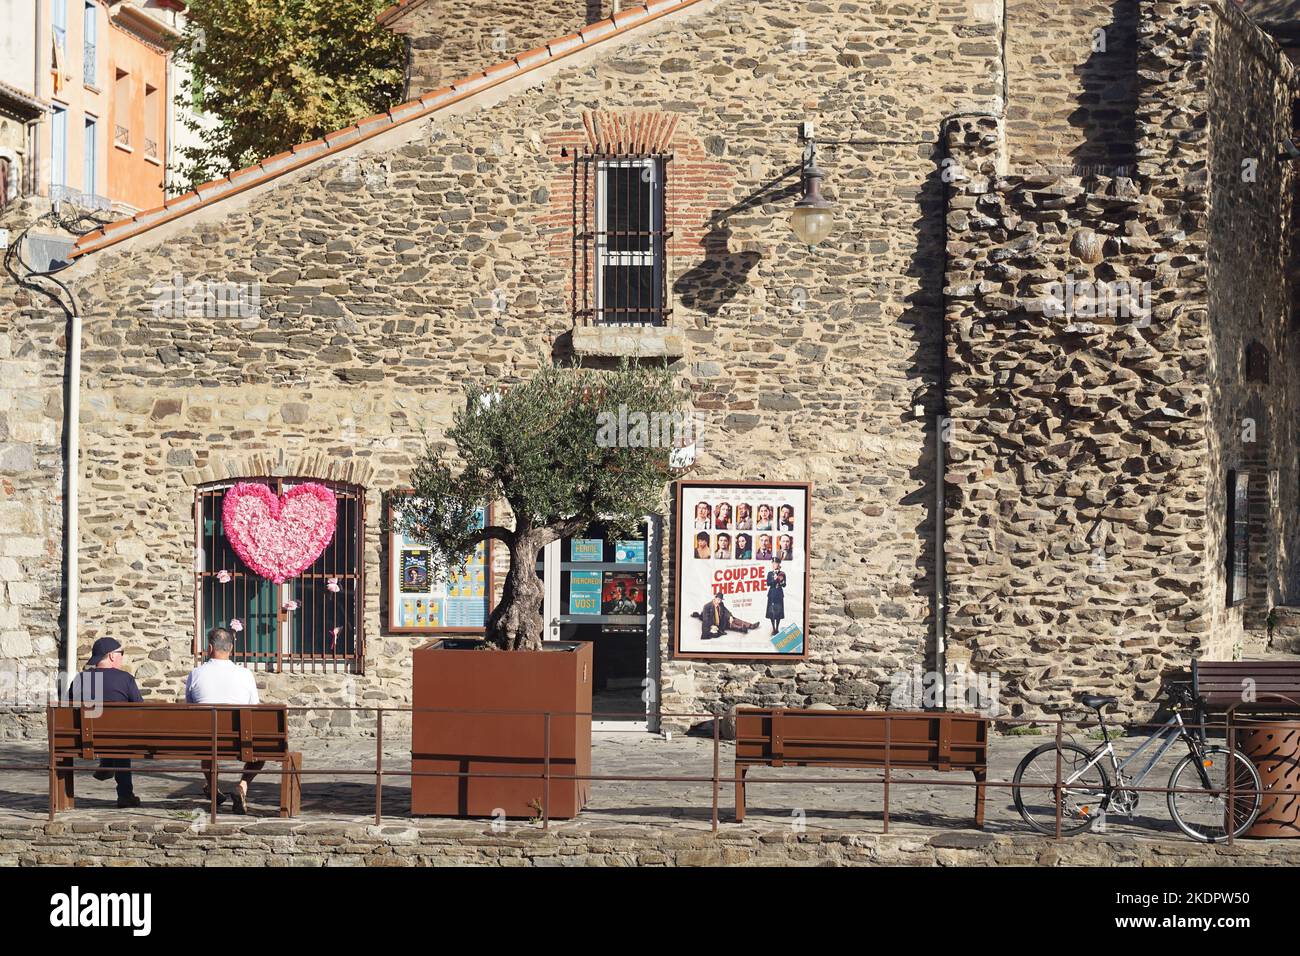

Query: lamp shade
[791,162,834,246]
[791,204,834,246]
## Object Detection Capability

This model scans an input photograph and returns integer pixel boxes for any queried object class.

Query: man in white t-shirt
[187,626,263,814]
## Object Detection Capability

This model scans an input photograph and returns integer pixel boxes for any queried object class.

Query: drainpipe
[935,412,946,709]
[63,298,82,688]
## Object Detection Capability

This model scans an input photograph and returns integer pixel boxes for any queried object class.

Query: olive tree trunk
[484,529,547,651]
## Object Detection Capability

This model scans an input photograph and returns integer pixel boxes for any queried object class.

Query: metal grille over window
[571,110,677,328]
[194,478,366,673]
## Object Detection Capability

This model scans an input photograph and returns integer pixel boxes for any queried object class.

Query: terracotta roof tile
[481,60,520,80]
[513,46,552,70]
[547,33,585,57]
[375,0,427,27]
[70,0,706,259]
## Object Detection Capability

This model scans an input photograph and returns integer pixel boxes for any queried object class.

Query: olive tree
[391,362,687,651]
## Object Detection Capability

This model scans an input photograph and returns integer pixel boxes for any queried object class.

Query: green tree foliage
[391,362,687,651]
[173,0,404,190]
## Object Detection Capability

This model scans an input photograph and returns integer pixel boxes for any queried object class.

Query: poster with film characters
[674,481,811,660]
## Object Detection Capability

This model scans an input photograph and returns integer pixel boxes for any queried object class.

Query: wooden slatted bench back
[48,703,293,764]
[1192,661,1300,712]
[735,707,989,770]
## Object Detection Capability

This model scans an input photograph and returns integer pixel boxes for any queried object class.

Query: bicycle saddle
[1080,694,1118,711]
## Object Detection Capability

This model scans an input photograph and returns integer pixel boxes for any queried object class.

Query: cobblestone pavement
[0,730,1241,843]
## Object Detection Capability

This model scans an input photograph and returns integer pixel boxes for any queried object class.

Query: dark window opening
[573,151,671,327]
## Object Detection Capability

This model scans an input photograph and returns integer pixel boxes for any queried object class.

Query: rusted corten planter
[411,639,592,819]
[1237,720,1300,838]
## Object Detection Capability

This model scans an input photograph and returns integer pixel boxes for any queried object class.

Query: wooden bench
[734,707,989,827]
[1192,660,1300,722]
[47,703,302,817]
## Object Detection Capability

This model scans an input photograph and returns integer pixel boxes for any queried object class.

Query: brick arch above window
[181,450,376,489]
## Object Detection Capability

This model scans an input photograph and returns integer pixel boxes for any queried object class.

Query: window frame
[50,106,67,188]
[193,477,366,674]
[595,156,664,326]
[83,115,96,195]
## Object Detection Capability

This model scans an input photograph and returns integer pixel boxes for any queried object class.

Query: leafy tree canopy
[173,0,404,190]
[391,361,687,650]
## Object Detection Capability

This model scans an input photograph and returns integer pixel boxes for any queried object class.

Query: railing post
[46,705,56,822]
[883,713,891,835]
[712,712,720,833]
[210,707,219,825]
[1227,711,1236,846]
[542,711,551,831]
[1054,717,1063,840]
[375,707,384,826]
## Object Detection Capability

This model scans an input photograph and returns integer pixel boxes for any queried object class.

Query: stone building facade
[1,0,1297,737]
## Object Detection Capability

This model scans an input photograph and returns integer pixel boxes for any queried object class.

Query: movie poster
[674,481,811,659]
[388,501,493,633]
[602,572,646,616]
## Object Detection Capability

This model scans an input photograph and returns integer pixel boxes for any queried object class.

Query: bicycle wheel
[1013,741,1111,836]
[1167,746,1262,843]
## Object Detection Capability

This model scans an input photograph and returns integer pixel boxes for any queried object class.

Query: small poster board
[388,500,494,634]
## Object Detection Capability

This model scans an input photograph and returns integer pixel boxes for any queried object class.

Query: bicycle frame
[1061,711,1200,797]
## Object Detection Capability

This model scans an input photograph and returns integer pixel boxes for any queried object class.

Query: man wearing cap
[68,638,144,809]
[185,626,263,814]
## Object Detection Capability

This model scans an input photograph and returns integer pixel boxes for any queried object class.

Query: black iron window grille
[573,150,672,327]
[193,478,366,673]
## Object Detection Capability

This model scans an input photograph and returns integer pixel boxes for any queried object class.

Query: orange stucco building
[26,0,174,213]
[104,1,171,211]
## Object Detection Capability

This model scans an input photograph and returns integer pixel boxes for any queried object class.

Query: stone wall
[5,0,1004,737]
[4,0,1295,739]
[383,0,616,97]
[4,817,1298,866]
[942,1,1299,720]
[1203,0,1300,649]
[942,139,1211,719]
[0,303,65,739]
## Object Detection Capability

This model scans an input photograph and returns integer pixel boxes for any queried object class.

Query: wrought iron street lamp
[791,133,834,247]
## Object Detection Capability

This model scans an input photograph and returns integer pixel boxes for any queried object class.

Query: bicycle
[1011,685,1263,843]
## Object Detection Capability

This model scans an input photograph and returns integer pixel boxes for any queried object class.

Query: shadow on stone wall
[1068,0,1139,172]
[672,222,761,317]
[899,148,947,683]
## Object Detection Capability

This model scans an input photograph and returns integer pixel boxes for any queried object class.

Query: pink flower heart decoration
[222,482,338,584]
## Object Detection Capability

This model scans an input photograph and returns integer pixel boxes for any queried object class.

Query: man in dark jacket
[68,638,144,808]
[696,592,758,640]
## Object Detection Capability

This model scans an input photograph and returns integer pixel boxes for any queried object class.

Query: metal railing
[49,184,112,211]
[83,44,96,86]
[114,125,129,148]
[144,137,158,160]
[0,703,1283,846]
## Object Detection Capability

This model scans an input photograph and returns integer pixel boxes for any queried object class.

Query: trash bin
[1235,720,1300,838]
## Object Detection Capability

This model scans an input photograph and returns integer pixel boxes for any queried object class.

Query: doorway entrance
[537,517,659,730]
